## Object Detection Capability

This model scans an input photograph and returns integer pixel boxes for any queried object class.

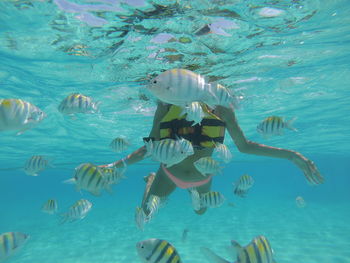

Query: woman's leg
[141,165,177,215]
[190,178,212,215]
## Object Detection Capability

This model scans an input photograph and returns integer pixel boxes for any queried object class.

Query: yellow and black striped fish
[58,93,100,115]
[24,155,50,176]
[0,98,45,134]
[190,190,225,210]
[257,116,297,138]
[233,174,254,198]
[145,138,193,168]
[60,199,92,224]
[201,235,276,263]
[72,163,111,196]
[109,137,130,153]
[233,235,276,263]
[136,238,182,263]
[41,199,58,214]
[194,157,222,176]
[0,232,30,262]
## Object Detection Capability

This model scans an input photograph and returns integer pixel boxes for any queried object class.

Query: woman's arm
[215,105,324,185]
[99,102,169,168]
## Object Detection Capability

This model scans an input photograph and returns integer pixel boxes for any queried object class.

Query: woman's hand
[290,152,324,185]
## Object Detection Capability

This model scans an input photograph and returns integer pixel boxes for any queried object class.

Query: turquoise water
[1,0,350,262]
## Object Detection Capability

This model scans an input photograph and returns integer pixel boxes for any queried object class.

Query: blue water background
[1,0,350,262]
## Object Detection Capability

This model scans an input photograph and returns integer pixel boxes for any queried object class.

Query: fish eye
[153,80,157,84]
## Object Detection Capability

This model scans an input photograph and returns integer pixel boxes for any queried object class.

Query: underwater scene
[0,0,349,262]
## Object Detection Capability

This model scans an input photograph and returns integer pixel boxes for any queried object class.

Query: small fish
[41,199,58,214]
[109,137,130,153]
[201,235,276,263]
[295,196,306,208]
[212,143,233,163]
[233,174,254,198]
[191,189,225,210]
[194,157,222,176]
[257,116,297,138]
[0,232,30,262]
[64,163,111,196]
[60,199,92,224]
[24,155,51,176]
[58,93,100,115]
[148,68,217,106]
[0,99,45,134]
[145,138,193,167]
[177,136,194,156]
[136,238,182,263]
[181,229,189,242]
[181,102,205,126]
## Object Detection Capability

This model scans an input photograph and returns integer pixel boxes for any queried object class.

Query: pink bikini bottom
[161,164,212,189]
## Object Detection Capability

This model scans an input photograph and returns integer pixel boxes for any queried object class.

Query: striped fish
[148,68,216,106]
[0,232,30,262]
[212,143,233,163]
[58,93,100,115]
[257,116,297,138]
[0,99,45,134]
[41,199,58,214]
[145,138,193,168]
[68,163,111,196]
[190,189,225,210]
[201,235,276,263]
[295,196,306,208]
[194,157,222,176]
[177,137,194,156]
[233,174,254,198]
[24,155,50,176]
[181,102,205,126]
[136,238,182,263]
[109,137,130,153]
[60,199,92,224]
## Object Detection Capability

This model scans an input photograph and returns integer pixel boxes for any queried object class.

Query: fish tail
[58,213,69,225]
[94,101,102,112]
[286,117,298,132]
[200,247,230,263]
[62,178,76,184]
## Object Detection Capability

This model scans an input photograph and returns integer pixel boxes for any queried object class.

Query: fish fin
[90,190,101,196]
[94,101,102,111]
[58,213,68,225]
[190,188,201,211]
[286,117,298,132]
[105,185,113,195]
[230,240,243,251]
[16,129,28,135]
[200,247,230,263]
[63,178,76,184]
